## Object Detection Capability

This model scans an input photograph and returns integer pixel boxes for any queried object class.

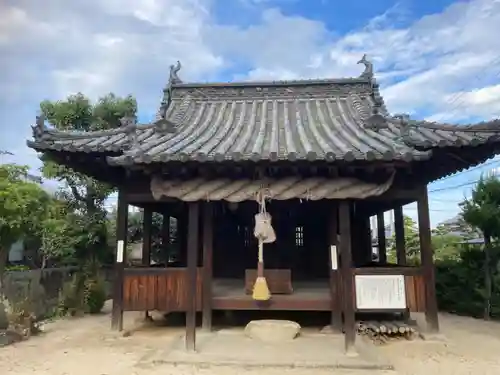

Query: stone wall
[0,267,114,329]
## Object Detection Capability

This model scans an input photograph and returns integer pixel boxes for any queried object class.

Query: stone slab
[245,319,300,342]
[139,329,393,371]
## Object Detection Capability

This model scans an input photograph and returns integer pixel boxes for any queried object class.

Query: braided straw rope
[150,173,395,202]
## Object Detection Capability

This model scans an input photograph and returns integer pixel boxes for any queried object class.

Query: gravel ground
[1,303,500,375]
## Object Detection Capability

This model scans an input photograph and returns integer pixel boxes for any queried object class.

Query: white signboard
[330,245,338,270]
[355,274,406,310]
[116,240,124,263]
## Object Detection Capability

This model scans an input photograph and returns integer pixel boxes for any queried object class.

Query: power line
[430,53,500,122]
[429,179,479,193]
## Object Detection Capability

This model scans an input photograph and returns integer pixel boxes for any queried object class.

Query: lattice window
[295,226,304,247]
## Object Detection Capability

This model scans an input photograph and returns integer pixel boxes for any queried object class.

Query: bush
[3,296,41,339]
[435,246,500,318]
[57,272,106,316]
[57,275,84,317]
[84,278,106,314]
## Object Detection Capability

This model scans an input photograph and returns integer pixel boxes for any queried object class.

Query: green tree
[461,175,500,320]
[36,199,76,268]
[431,233,461,261]
[106,209,178,265]
[39,93,137,266]
[0,164,52,289]
[388,215,420,263]
[39,93,137,315]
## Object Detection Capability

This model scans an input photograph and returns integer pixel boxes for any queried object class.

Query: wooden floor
[212,279,332,311]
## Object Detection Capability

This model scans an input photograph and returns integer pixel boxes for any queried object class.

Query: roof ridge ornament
[169,60,182,85]
[31,114,48,140]
[154,60,183,132]
[120,116,138,149]
[394,113,416,143]
[357,54,374,80]
[365,101,387,130]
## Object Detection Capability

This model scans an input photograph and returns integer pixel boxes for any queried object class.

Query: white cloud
[1,0,500,222]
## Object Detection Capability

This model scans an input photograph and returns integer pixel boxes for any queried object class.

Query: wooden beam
[202,202,214,331]
[368,187,420,201]
[111,189,128,331]
[394,206,406,266]
[417,187,439,333]
[186,202,200,352]
[142,208,152,266]
[328,203,342,332]
[377,212,387,264]
[339,201,355,353]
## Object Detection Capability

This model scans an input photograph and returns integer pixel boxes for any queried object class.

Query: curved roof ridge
[35,123,156,141]
[171,77,372,89]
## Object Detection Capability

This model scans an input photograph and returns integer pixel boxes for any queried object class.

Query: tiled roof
[401,119,500,148]
[27,61,500,165]
[109,86,433,165]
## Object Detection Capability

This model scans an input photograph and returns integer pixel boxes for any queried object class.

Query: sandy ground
[1,304,500,375]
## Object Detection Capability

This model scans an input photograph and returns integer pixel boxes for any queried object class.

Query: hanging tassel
[252,240,270,301]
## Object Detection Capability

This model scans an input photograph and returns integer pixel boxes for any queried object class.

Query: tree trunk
[483,233,492,320]
[0,248,8,330]
[0,248,9,295]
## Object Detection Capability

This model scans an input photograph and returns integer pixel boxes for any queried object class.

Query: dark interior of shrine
[161,198,380,281]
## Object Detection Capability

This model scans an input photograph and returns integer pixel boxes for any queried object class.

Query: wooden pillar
[186,202,200,351]
[377,212,387,264]
[142,207,152,266]
[328,203,342,332]
[339,201,355,353]
[142,207,153,320]
[179,211,188,266]
[394,206,406,266]
[359,215,373,264]
[162,213,170,264]
[417,187,439,333]
[202,202,214,331]
[111,189,128,331]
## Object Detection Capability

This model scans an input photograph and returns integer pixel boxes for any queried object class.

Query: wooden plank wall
[123,268,203,312]
[405,274,426,312]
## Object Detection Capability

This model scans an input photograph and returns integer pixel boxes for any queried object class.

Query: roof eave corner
[29,114,52,146]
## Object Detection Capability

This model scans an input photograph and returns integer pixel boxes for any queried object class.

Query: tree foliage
[39,93,137,265]
[106,209,179,265]
[388,215,420,263]
[460,175,500,319]
[0,165,51,280]
[35,93,137,315]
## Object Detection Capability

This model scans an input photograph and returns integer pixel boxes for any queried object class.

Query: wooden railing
[353,267,426,312]
[122,267,203,312]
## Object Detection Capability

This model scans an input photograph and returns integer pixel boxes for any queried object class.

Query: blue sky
[1,0,500,227]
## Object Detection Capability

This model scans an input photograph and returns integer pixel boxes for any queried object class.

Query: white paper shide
[355,274,406,310]
[116,240,124,263]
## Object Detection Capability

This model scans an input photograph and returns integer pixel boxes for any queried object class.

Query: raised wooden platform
[212,279,331,311]
[121,267,425,313]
